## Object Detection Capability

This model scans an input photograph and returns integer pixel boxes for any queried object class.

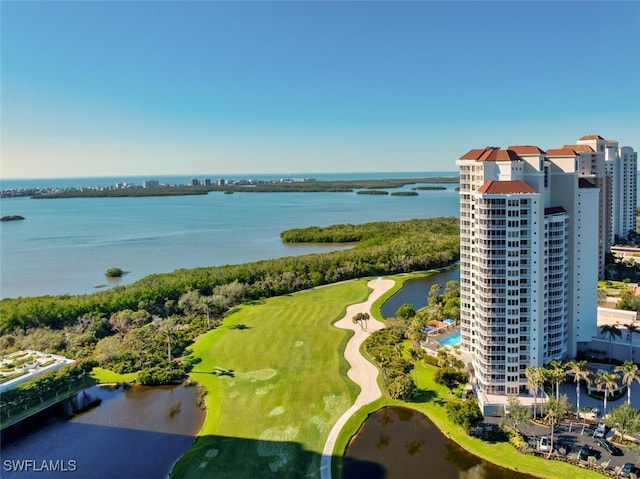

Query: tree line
[0,217,460,385]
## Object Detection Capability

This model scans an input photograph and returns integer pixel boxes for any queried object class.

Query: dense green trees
[365,324,416,399]
[0,217,459,386]
[446,398,483,431]
[1,217,458,336]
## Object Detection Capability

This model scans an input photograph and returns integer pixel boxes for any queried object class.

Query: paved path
[319,277,395,479]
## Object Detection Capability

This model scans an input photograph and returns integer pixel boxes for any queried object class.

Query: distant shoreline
[4,176,459,199]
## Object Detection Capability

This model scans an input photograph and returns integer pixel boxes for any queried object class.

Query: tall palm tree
[526,366,543,419]
[161,320,177,362]
[614,360,640,405]
[566,360,591,414]
[544,395,571,456]
[595,370,619,414]
[546,359,566,400]
[600,324,622,364]
[625,323,638,361]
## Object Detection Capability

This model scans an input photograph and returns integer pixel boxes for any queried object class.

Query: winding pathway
[319,277,395,479]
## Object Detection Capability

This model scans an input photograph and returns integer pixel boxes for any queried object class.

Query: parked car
[595,437,623,456]
[594,422,606,438]
[619,462,638,478]
[539,436,551,452]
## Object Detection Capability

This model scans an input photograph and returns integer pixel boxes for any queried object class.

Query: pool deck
[420,326,461,356]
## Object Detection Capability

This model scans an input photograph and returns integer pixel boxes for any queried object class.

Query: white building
[457,144,599,413]
[575,135,637,245]
[603,139,637,243]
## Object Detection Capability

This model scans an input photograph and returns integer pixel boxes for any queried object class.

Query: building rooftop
[459,147,522,162]
[0,350,75,392]
[546,148,579,156]
[561,144,594,152]
[545,206,567,215]
[478,180,536,194]
[506,145,546,155]
[579,134,605,141]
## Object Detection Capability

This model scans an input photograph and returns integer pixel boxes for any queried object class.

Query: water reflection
[343,406,536,479]
[1,384,204,479]
[380,269,460,318]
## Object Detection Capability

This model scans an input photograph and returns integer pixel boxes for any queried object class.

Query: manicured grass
[331,354,606,479]
[171,279,370,479]
[91,367,137,384]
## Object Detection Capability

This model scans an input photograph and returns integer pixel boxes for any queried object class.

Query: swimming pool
[437,330,461,347]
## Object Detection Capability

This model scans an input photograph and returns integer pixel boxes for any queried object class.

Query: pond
[380,269,460,319]
[343,406,536,479]
[1,384,204,479]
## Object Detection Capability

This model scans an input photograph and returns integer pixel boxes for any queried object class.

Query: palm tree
[545,359,566,400]
[526,366,544,419]
[161,320,177,362]
[544,395,572,456]
[615,360,640,405]
[408,348,420,385]
[595,370,619,414]
[625,323,638,361]
[566,360,591,415]
[600,324,622,364]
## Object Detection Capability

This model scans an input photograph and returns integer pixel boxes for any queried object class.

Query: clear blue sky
[2,1,639,178]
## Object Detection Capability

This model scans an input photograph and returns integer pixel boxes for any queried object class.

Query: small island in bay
[1,215,25,221]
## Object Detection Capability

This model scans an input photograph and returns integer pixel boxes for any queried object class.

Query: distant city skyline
[2,1,639,179]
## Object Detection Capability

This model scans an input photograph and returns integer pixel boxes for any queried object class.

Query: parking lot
[485,416,640,475]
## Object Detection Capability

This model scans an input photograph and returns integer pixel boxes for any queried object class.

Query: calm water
[380,269,460,318]
[0,173,460,299]
[1,384,204,479]
[343,406,536,479]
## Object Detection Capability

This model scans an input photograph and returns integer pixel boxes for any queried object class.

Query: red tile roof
[546,148,578,156]
[579,135,604,140]
[459,148,492,161]
[507,145,546,155]
[478,180,536,194]
[459,147,521,162]
[561,144,594,152]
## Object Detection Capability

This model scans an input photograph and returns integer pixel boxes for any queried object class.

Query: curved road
[319,277,395,479]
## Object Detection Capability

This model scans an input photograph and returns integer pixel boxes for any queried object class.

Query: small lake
[1,384,204,479]
[343,406,536,479]
[380,269,460,318]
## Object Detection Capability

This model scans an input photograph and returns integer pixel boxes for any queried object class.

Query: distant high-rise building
[143,180,159,188]
[590,137,638,243]
[457,143,599,413]
[202,178,212,186]
[190,178,199,186]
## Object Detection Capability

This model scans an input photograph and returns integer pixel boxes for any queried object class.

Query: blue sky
[2,1,639,178]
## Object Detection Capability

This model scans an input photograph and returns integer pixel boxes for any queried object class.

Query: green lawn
[172,268,605,479]
[171,279,370,479]
[91,367,138,384]
[331,352,606,479]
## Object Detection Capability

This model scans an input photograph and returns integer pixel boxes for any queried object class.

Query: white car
[539,436,551,451]
[594,423,606,438]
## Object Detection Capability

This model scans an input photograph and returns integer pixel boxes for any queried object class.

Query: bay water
[0,172,459,299]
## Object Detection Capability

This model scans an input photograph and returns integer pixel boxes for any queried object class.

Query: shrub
[105,267,124,278]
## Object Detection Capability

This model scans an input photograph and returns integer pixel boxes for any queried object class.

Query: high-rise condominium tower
[457,143,600,411]
[576,135,638,243]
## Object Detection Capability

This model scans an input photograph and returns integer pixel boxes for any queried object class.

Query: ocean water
[0,172,460,299]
